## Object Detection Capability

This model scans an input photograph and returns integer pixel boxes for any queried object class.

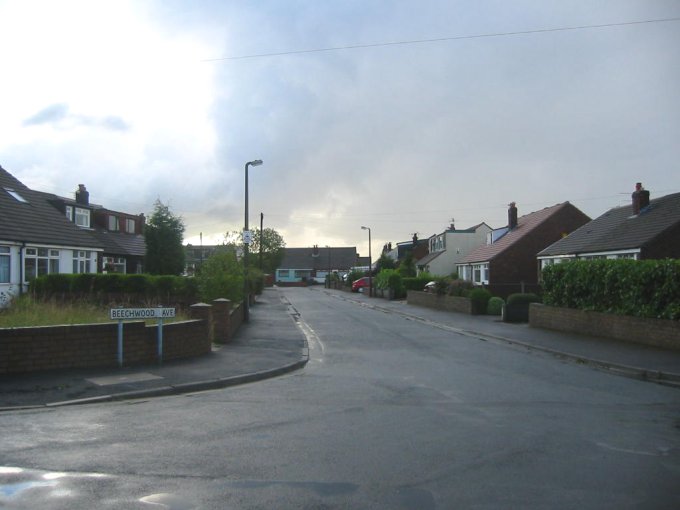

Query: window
[472,263,489,285]
[65,206,73,221]
[103,256,126,273]
[126,218,136,233]
[75,207,90,228]
[108,215,120,231]
[279,270,290,278]
[24,247,60,281]
[73,250,94,274]
[0,246,9,283]
[4,187,27,203]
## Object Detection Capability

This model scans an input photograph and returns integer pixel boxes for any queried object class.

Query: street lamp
[361,226,372,297]
[244,159,263,322]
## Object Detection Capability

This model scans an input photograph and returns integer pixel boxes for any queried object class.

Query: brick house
[538,184,680,268]
[49,184,146,274]
[457,202,591,297]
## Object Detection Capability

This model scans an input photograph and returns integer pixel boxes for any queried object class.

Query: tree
[195,250,243,302]
[375,253,396,274]
[397,252,417,277]
[225,227,285,274]
[145,200,186,275]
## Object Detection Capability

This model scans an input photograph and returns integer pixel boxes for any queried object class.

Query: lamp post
[244,159,263,322]
[361,226,372,297]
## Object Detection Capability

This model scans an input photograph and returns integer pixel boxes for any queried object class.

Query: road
[1,287,679,509]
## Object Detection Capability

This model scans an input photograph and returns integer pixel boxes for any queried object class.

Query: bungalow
[417,221,492,277]
[538,184,680,268]
[276,246,358,284]
[457,202,590,298]
[0,165,103,304]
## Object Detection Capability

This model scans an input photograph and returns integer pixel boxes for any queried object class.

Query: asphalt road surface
[1,287,679,509]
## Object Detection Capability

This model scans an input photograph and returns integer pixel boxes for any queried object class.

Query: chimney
[312,244,319,257]
[631,183,650,215]
[75,184,89,205]
[508,202,518,230]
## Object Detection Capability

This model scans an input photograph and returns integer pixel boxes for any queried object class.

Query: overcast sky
[1,0,678,257]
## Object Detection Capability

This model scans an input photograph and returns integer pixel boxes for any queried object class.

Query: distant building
[276,246,358,284]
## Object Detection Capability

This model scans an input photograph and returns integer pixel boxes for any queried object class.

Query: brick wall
[0,318,211,375]
[407,291,472,314]
[529,303,680,351]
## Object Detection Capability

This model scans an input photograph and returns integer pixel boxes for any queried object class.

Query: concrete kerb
[22,358,311,410]
[335,292,680,389]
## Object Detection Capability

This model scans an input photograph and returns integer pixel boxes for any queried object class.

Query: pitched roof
[279,247,358,270]
[539,192,680,256]
[416,250,443,267]
[0,165,102,249]
[461,202,575,264]
[91,229,146,257]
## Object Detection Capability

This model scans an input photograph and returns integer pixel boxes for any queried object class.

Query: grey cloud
[23,103,69,125]
[23,104,129,131]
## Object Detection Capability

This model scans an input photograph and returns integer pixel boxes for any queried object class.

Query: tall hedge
[542,259,680,320]
[30,274,198,305]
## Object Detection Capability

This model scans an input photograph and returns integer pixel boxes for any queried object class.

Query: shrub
[402,275,434,291]
[542,259,680,320]
[506,293,542,306]
[468,288,492,314]
[487,296,505,316]
[447,279,474,297]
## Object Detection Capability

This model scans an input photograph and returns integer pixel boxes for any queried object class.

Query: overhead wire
[203,17,680,62]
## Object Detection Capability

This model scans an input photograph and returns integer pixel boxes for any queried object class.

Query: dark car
[351,277,370,293]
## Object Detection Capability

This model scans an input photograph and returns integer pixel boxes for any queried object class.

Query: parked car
[423,281,437,293]
[351,277,371,293]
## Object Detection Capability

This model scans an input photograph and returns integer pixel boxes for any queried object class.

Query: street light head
[361,226,369,231]
[248,159,263,167]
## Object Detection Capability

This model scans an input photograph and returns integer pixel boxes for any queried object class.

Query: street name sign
[110,307,176,320]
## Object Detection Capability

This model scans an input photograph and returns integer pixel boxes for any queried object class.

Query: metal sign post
[110,307,176,367]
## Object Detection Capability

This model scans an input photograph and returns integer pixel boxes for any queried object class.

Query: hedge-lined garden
[542,259,680,320]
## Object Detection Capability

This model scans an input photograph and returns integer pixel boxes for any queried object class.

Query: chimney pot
[75,184,89,205]
[508,202,518,230]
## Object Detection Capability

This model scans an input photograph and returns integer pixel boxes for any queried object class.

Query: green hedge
[542,259,680,320]
[31,274,199,305]
[402,276,434,291]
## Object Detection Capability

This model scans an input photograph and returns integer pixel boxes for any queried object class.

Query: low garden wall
[407,291,472,314]
[0,298,245,375]
[529,304,680,351]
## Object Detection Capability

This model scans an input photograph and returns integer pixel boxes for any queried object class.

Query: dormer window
[4,187,27,203]
[65,205,73,221]
[75,207,90,228]
[108,215,120,231]
[126,218,136,233]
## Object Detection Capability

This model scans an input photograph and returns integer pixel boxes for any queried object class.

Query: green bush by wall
[542,259,680,320]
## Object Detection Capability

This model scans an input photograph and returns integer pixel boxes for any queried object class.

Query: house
[538,184,680,268]
[0,165,103,303]
[383,234,430,266]
[276,246,358,284]
[47,184,146,274]
[457,202,590,297]
[416,221,492,277]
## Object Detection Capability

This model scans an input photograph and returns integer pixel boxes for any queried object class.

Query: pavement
[2,286,679,411]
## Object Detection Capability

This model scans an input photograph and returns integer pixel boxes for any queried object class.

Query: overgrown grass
[0,296,188,328]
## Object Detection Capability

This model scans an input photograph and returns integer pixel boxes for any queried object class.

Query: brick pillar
[212,298,232,344]
[190,302,213,343]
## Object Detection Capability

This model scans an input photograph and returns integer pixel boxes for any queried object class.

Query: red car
[351,277,371,293]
